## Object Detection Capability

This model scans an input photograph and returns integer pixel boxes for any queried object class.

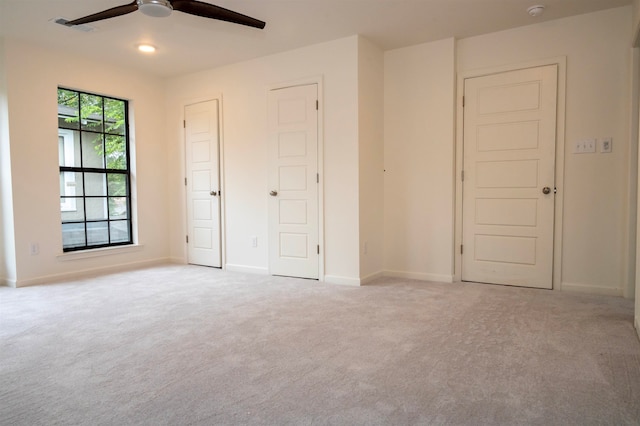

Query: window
[57,88,132,251]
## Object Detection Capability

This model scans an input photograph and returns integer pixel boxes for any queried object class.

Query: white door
[462,65,558,289]
[267,84,319,279]
[185,100,221,268]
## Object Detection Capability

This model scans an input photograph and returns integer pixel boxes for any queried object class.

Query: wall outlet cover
[600,137,612,153]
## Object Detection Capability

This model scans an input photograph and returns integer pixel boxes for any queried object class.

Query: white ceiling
[0,0,632,77]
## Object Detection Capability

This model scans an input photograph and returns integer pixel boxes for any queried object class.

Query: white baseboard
[1,277,17,288]
[169,257,187,265]
[383,270,454,283]
[225,264,269,275]
[324,275,362,286]
[14,258,170,288]
[561,282,623,297]
[360,271,385,285]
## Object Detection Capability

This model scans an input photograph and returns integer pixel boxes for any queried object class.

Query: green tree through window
[57,88,133,251]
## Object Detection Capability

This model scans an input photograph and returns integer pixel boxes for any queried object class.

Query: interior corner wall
[637,86,640,337]
[357,36,384,282]
[165,36,361,283]
[383,37,456,283]
[0,37,17,286]
[636,48,640,336]
[628,47,640,301]
[634,0,640,41]
[634,0,640,336]
[457,6,632,295]
[3,39,170,286]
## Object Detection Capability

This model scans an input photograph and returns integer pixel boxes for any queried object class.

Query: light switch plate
[600,137,612,153]
[573,140,584,153]
[584,138,596,153]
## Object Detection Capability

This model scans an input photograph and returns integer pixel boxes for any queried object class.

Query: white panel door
[185,100,221,268]
[462,65,558,289]
[268,84,319,279]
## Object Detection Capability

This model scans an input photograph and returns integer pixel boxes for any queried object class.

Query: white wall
[358,36,385,282]
[0,37,17,286]
[383,38,456,283]
[635,48,640,338]
[629,47,639,302]
[165,36,361,283]
[2,8,635,296]
[2,39,170,286]
[634,0,640,41]
[458,7,633,295]
[633,0,640,339]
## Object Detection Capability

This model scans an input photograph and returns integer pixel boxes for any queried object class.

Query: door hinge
[317,245,320,254]
[460,244,463,254]
[461,170,464,182]
[316,100,319,110]
[184,177,187,186]
[316,173,319,183]
[183,120,186,128]
[186,235,189,244]
[462,96,465,107]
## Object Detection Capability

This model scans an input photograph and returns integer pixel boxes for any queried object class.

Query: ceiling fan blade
[171,0,265,29]
[66,1,139,26]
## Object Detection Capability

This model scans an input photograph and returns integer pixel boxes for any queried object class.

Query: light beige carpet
[1,264,639,425]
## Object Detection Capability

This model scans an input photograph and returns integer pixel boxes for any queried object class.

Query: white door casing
[462,65,558,289]
[185,100,221,268]
[267,84,319,279]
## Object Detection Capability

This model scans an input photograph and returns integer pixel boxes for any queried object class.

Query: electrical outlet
[251,236,257,248]
[29,242,39,255]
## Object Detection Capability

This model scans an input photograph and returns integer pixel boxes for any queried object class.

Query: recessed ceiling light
[137,44,157,53]
[527,5,545,17]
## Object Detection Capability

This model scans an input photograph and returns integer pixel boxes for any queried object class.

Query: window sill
[57,244,144,261]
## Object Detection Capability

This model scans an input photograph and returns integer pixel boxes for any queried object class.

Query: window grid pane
[58,88,132,252]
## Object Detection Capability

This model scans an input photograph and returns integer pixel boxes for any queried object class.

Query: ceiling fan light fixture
[138,0,173,18]
[63,0,265,29]
[527,5,545,17]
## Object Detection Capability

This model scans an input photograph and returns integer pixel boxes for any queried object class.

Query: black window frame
[58,87,133,252]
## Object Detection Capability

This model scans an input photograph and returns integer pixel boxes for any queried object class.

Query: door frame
[267,76,325,281]
[454,57,567,289]
[181,95,226,269]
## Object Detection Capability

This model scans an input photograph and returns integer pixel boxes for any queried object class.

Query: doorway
[267,84,319,279]
[185,100,222,268]
[461,65,558,289]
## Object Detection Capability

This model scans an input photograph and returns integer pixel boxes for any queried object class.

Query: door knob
[542,187,551,194]
[269,190,278,196]
[210,191,218,196]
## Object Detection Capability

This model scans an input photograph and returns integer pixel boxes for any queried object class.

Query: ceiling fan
[65,0,266,29]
